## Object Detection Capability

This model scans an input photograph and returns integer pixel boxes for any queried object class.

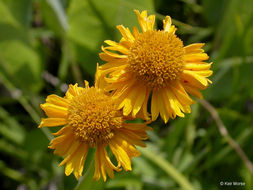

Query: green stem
[19,97,53,141]
[139,147,195,190]
[0,71,53,141]
[74,150,104,190]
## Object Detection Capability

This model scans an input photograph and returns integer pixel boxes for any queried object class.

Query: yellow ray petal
[46,94,69,107]
[117,129,147,146]
[113,135,140,158]
[49,133,72,147]
[120,126,150,140]
[123,123,152,131]
[40,103,68,118]
[109,139,132,171]
[184,53,209,62]
[94,146,101,181]
[138,88,151,120]
[184,63,212,71]
[163,16,172,32]
[164,88,185,118]
[104,40,130,55]
[181,70,208,88]
[99,52,128,62]
[132,26,139,38]
[169,84,194,106]
[59,140,80,166]
[184,43,205,53]
[183,85,203,99]
[52,126,71,136]
[72,143,89,179]
[101,46,128,59]
[64,143,83,176]
[39,118,66,128]
[193,70,213,77]
[134,10,148,32]
[99,146,107,182]
[117,83,139,115]
[146,14,155,30]
[132,85,147,117]
[65,161,74,176]
[66,84,79,98]
[159,90,172,122]
[116,25,135,43]
[99,59,128,70]
[151,90,159,121]
[120,87,138,116]
[52,137,74,156]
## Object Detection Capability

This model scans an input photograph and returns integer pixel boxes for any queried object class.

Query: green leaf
[23,128,48,154]
[74,150,104,190]
[0,0,32,28]
[106,176,142,190]
[0,40,42,92]
[139,145,195,190]
[0,0,42,92]
[40,0,68,37]
[0,107,25,145]
[66,0,154,76]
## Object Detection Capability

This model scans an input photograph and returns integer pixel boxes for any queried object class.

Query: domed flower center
[67,87,123,147]
[128,30,185,89]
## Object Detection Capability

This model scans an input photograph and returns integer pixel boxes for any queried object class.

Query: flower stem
[139,147,195,190]
[74,150,104,190]
[199,99,253,174]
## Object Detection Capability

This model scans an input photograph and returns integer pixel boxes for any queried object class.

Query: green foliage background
[0,0,253,189]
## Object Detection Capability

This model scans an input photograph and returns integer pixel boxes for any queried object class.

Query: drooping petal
[151,90,159,121]
[73,143,89,179]
[59,140,80,167]
[163,88,185,118]
[183,84,203,99]
[169,83,194,106]
[181,70,209,88]
[132,85,147,117]
[113,135,140,158]
[116,129,147,147]
[109,139,132,171]
[94,144,120,182]
[158,90,170,123]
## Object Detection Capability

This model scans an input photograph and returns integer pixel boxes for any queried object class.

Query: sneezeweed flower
[38,79,151,181]
[98,10,213,123]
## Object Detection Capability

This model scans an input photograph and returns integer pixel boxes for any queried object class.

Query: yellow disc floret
[67,87,123,147]
[128,30,185,89]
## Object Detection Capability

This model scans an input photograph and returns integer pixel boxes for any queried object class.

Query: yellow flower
[98,10,213,123]
[39,80,151,181]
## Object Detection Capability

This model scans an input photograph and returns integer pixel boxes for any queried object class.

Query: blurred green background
[0,0,253,189]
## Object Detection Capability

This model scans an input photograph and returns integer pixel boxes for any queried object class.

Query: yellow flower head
[98,10,213,123]
[39,79,151,181]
